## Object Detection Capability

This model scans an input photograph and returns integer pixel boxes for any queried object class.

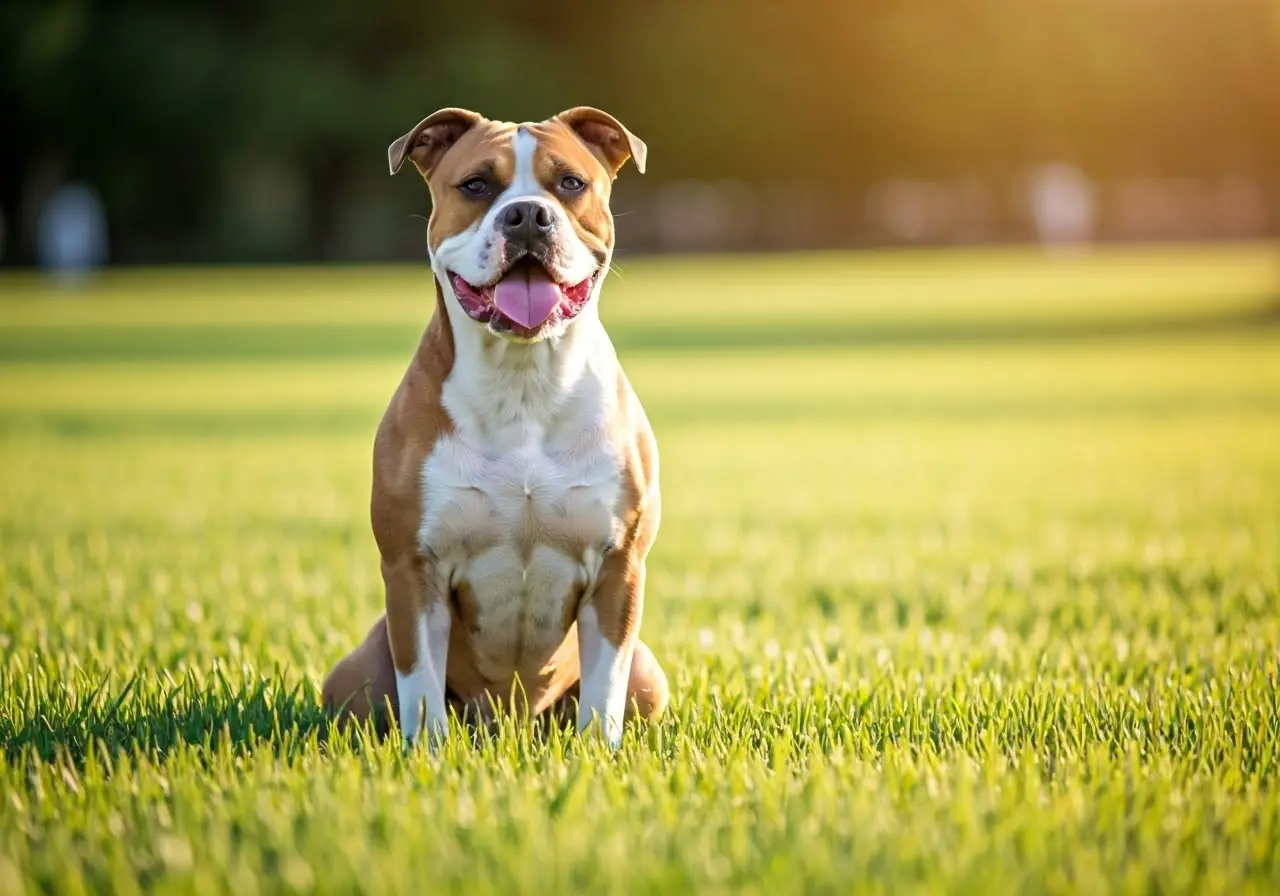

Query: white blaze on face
[505,128,542,201]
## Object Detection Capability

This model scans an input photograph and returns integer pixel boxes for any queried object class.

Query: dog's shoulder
[371,300,455,562]
[604,360,660,556]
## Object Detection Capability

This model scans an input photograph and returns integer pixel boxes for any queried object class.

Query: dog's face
[389,107,647,342]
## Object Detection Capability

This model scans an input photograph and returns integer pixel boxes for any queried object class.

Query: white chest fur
[418,311,622,679]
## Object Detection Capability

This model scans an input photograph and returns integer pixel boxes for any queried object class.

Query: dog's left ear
[555,107,647,177]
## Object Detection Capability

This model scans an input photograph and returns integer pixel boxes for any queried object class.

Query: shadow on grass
[0,669,365,767]
[1,668,579,768]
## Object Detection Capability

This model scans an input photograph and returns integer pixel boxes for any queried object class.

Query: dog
[321,106,668,750]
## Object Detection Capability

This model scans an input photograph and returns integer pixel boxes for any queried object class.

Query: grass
[1,244,1278,894]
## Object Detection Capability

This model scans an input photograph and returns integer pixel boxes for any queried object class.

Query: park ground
[1,245,1278,893]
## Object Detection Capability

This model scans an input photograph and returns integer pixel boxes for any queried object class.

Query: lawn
[1,245,1278,894]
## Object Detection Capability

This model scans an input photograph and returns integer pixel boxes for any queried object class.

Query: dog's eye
[459,177,489,196]
[559,175,586,194]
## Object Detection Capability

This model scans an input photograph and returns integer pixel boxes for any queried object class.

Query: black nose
[500,200,554,244]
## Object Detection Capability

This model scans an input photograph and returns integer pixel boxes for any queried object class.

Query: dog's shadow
[1,669,378,768]
[2,669,593,768]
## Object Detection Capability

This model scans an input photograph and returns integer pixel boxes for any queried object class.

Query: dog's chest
[419,423,621,670]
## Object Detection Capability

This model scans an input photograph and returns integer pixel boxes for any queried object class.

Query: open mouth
[449,257,595,339]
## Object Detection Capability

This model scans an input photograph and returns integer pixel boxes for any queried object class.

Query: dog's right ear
[388,108,484,178]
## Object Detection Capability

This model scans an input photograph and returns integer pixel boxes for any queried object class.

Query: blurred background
[3,0,1278,269]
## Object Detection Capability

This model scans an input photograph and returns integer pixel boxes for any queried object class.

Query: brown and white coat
[322,107,668,750]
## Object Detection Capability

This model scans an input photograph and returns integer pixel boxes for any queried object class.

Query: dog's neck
[434,275,614,447]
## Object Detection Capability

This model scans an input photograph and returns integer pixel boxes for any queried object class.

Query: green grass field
[2,245,1278,894]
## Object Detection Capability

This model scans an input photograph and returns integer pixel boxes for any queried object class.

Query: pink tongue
[493,267,562,329]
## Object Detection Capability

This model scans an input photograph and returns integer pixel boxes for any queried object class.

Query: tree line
[2,0,1277,263]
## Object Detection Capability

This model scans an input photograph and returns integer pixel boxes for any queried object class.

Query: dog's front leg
[577,553,645,749]
[384,555,451,752]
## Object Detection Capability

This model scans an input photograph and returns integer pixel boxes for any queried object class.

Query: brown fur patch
[524,119,618,266]
[423,120,517,254]
[369,280,456,676]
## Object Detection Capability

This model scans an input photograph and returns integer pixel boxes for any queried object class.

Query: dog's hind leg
[321,615,400,737]
[625,639,670,723]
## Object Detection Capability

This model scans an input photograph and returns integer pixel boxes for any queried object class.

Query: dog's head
[389,107,646,342]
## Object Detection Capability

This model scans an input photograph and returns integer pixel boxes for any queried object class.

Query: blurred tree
[1,0,1276,264]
